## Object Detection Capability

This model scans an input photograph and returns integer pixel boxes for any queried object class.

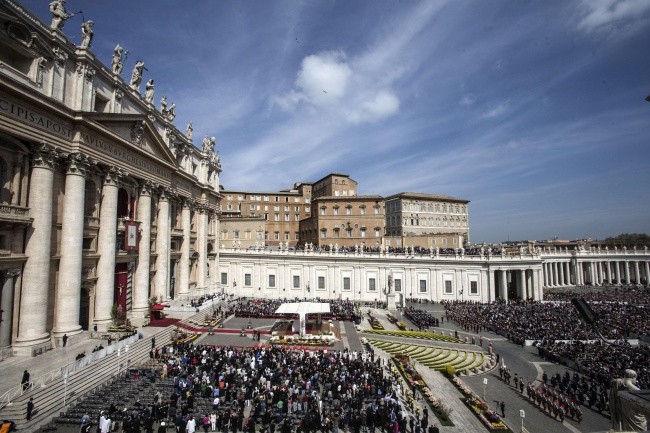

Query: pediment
[84,113,183,168]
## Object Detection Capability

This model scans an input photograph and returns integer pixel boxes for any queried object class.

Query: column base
[93,318,113,332]
[51,325,83,339]
[13,333,51,356]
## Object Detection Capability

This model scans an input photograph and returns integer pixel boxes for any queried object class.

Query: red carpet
[147,317,180,327]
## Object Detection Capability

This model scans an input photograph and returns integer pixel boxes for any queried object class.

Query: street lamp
[519,409,525,432]
[483,377,488,401]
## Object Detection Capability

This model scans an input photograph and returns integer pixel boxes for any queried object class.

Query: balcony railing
[0,204,31,224]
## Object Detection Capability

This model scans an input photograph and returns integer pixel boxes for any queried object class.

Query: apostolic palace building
[1,0,649,358]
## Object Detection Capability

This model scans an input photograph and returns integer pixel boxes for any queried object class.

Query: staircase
[0,327,174,433]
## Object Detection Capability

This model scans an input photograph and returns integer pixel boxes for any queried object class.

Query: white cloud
[481,102,509,119]
[459,93,477,105]
[349,90,400,124]
[577,0,650,33]
[296,51,352,104]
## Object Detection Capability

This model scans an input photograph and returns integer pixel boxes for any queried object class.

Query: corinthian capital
[138,180,155,196]
[102,165,126,186]
[65,152,94,176]
[30,143,58,169]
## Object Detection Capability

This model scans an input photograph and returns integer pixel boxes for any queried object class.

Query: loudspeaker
[571,297,599,324]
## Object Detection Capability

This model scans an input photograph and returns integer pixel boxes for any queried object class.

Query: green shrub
[444,364,456,378]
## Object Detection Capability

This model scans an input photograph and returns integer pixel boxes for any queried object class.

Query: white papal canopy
[274,302,331,337]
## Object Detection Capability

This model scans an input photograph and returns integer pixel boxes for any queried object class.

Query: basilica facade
[0,1,221,355]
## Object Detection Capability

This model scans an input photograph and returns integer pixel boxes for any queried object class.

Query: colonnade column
[645,262,650,285]
[197,206,208,293]
[574,262,582,286]
[634,261,640,284]
[543,264,548,288]
[624,261,631,284]
[53,153,91,338]
[519,269,526,299]
[614,261,620,284]
[488,269,496,303]
[558,262,565,286]
[94,167,122,330]
[0,270,20,347]
[526,270,533,298]
[14,145,57,353]
[565,262,572,285]
[533,269,541,300]
[154,189,170,300]
[177,200,191,298]
[133,181,153,317]
[606,262,612,285]
[499,270,508,302]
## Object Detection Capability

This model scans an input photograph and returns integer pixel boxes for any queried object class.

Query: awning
[151,303,165,311]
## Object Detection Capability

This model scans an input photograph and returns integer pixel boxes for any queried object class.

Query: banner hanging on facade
[124,221,140,251]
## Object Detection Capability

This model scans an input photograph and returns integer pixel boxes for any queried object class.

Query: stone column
[553,262,559,286]
[634,261,640,284]
[518,269,526,299]
[532,269,541,301]
[606,262,612,285]
[197,206,208,293]
[558,262,565,286]
[0,269,20,347]
[52,153,91,338]
[488,269,496,302]
[526,270,533,298]
[624,261,631,284]
[499,270,508,302]
[177,200,191,298]
[94,167,122,330]
[154,189,170,301]
[575,261,582,286]
[14,145,57,353]
[645,261,650,286]
[132,181,154,318]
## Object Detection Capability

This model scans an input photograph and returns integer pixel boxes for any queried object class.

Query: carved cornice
[75,61,96,81]
[52,46,68,67]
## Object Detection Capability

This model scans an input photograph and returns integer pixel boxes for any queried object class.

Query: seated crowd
[444,293,649,411]
[403,308,439,329]
[231,299,359,322]
[84,342,438,433]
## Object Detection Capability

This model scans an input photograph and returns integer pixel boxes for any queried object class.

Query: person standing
[21,370,30,391]
[26,398,34,421]
[499,401,505,418]
[63,334,68,347]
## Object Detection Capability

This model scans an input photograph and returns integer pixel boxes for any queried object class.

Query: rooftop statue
[80,20,94,48]
[130,60,145,91]
[112,45,124,75]
[144,79,155,104]
[49,0,74,30]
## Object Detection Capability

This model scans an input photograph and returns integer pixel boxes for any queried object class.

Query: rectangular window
[346,208,351,215]
[274,206,280,211]
[375,229,380,237]
[269,275,276,287]
[244,273,252,286]
[274,232,280,240]
[395,279,402,292]
[293,275,300,288]
[294,214,299,221]
[360,207,366,215]
[274,214,279,221]
[334,208,339,216]
[346,229,352,237]
[295,232,299,240]
[320,207,326,215]
[285,214,290,221]
[221,272,228,285]
[419,279,427,293]
[318,276,325,289]
[361,229,366,238]
[284,232,290,240]
[284,206,289,211]
[470,281,478,295]
[369,278,376,291]
[445,280,452,294]
[343,277,351,291]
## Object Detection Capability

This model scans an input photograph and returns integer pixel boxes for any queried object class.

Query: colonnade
[12,146,219,354]
[542,259,650,287]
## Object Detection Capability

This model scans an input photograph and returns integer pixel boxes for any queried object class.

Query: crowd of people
[106,342,441,433]
[544,287,650,304]
[231,299,359,322]
[444,289,649,414]
[402,309,439,330]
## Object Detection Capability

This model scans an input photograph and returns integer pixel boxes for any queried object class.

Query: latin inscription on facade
[80,131,171,180]
[0,97,73,139]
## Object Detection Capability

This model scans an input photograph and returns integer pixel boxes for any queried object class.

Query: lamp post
[483,377,488,401]
[519,409,525,432]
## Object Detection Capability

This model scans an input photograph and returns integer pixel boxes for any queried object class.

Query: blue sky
[22,0,650,243]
